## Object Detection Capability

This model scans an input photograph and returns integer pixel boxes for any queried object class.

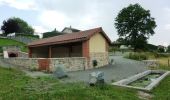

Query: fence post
[168,59,169,67]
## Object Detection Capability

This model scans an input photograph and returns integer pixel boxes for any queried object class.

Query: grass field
[0,38,28,52]
[0,67,139,100]
[0,67,170,100]
[124,52,170,70]
[149,57,170,70]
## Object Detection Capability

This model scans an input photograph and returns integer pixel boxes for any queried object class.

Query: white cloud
[39,10,71,31]
[163,42,168,47]
[0,0,38,10]
[165,24,170,30]
[163,7,170,12]
[1,0,169,44]
[33,25,49,38]
[163,7,170,17]
[33,25,48,33]
[0,30,2,34]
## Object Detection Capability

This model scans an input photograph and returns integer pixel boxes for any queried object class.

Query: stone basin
[112,70,170,91]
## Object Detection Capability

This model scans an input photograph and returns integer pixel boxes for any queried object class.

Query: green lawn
[152,74,170,100]
[0,67,170,100]
[0,38,28,52]
[0,67,139,100]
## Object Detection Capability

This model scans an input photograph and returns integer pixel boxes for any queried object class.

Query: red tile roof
[28,27,111,47]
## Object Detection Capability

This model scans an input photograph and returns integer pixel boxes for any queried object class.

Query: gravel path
[61,56,148,83]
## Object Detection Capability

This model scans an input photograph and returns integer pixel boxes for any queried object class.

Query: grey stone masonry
[2,57,87,72]
[89,52,109,69]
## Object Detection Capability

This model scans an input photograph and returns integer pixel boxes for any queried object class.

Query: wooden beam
[68,46,72,57]
[49,46,52,58]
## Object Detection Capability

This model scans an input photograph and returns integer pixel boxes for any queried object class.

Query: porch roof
[28,27,111,47]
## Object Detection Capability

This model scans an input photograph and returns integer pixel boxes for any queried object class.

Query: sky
[0,0,170,46]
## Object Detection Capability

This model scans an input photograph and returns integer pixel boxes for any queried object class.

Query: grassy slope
[0,67,138,100]
[0,38,28,52]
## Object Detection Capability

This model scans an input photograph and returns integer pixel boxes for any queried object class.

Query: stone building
[28,27,111,69]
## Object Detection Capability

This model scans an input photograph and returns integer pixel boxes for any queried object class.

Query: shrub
[16,33,39,39]
[109,47,120,52]
[0,47,3,53]
[125,52,148,60]
[43,31,64,38]
[154,53,170,58]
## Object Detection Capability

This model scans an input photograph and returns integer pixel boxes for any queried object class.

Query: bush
[16,33,39,39]
[125,52,148,60]
[109,47,120,52]
[154,53,170,58]
[0,47,3,53]
[157,48,165,53]
[43,31,64,38]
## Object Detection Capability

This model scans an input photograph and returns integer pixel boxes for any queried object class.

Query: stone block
[89,71,104,86]
[53,64,68,79]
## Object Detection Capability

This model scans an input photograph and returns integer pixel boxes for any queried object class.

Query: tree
[43,29,64,38]
[167,45,170,53]
[158,47,165,53]
[115,4,156,51]
[1,17,34,36]
[145,44,158,52]
[116,37,130,45]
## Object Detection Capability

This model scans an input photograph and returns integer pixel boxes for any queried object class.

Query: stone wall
[89,52,109,69]
[2,46,20,51]
[18,51,28,58]
[50,57,87,72]
[3,58,39,70]
[8,35,38,44]
[3,57,87,72]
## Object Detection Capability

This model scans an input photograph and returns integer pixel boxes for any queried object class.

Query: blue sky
[0,0,170,46]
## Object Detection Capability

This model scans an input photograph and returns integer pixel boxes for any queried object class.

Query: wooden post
[49,46,52,58]
[168,59,169,67]
[28,47,32,58]
[68,46,72,57]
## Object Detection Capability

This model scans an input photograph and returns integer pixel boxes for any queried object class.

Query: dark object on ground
[53,65,68,79]
[109,59,115,65]
[89,71,104,86]
[92,60,98,67]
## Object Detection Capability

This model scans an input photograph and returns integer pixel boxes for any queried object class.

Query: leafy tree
[146,44,158,52]
[1,17,34,36]
[116,37,130,45]
[43,29,64,38]
[167,45,170,53]
[115,4,156,51]
[158,47,165,53]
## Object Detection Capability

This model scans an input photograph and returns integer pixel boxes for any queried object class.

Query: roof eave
[28,37,88,47]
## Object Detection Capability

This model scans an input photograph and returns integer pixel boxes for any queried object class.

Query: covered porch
[29,41,89,58]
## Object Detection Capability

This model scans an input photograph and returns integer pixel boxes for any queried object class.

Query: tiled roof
[28,27,111,47]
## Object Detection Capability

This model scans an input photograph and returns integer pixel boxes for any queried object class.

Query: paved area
[0,56,148,83]
[61,56,148,83]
